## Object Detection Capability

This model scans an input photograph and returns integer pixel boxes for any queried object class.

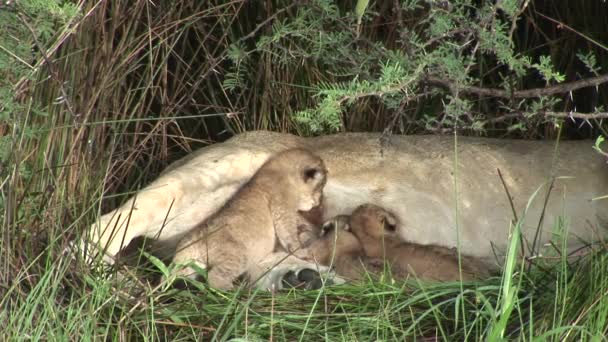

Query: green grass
[2,194,608,341]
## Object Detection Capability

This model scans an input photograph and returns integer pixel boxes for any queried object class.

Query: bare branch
[483,111,608,128]
[426,73,608,99]
[237,3,299,43]
[539,111,608,120]
[536,11,608,53]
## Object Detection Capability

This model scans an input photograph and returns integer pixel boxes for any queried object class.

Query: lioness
[170,148,329,290]
[83,131,608,287]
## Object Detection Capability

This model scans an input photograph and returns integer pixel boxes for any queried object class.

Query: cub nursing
[170,144,489,290]
[171,148,328,290]
[311,204,491,282]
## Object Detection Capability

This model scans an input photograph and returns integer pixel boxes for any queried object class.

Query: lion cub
[348,204,491,281]
[306,216,377,281]
[171,148,327,290]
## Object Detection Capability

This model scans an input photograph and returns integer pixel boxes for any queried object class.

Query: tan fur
[171,148,327,290]
[348,204,491,281]
[306,215,373,281]
[310,208,491,282]
[83,131,608,287]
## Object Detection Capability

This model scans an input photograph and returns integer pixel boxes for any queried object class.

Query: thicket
[1,0,608,340]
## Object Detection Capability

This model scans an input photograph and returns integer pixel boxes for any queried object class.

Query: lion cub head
[309,215,363,265]
[348,204,399,240]
[260,148,327,211]
[347,204,400,258]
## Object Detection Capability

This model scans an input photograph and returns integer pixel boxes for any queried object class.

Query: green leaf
[355,0,370,22]
[142,251,170,278]
[593,135,606,155]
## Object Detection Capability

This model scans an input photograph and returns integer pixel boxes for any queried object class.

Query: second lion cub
[171,148,327,290]
[307,215,378,281]
[310,204,492,282]
[347,204,492,281]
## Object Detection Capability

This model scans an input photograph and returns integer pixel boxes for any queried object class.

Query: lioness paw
[256,264,344,291]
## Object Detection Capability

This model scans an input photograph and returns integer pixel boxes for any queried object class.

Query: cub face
[297,165,326,211]
[320,215,351,237]
[261,148,328,212]
[318,215,362,257]
[349,204,399,241]
[290,150,327,212]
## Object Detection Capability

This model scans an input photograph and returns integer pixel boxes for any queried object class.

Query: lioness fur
[171,148,327,290]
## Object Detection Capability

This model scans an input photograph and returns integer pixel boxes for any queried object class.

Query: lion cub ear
[320,216,351,237]
[320,220,336,237]
[302,166,325,183]
[381,215,398,234]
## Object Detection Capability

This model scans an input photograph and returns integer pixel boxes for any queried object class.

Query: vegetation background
[1,0,608,340]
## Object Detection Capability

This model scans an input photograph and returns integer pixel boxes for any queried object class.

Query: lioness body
[171,148,327,290]
[85,131,608,277]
